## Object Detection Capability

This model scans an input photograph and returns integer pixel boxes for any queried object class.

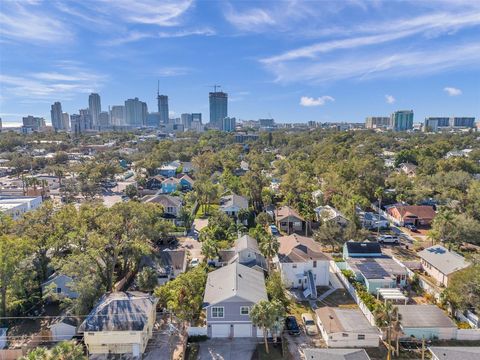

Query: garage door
[234,324,252,337]
[211,324,230,337]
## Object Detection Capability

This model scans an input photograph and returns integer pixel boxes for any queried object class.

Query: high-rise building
[222,117,236,132]
[209,91,228,129]
[70,109,92,135]
[181,113,193,129]
[259,118,275,128]
[50,102,64,131]
[88,93,101,127]
[62,112,70,130]
[424,116,475,132]
[390,110,413,131]
[451,117,475,128]
[146,112,161,127]
[22,116,46,131]
[192,113,202,124]
[125,98,147,127]
[98,111,110,127]
[157,93,169,124]
[365,116,390,129]
[110,105,125,126]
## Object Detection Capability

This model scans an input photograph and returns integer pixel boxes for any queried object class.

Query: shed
[50,317,77,341]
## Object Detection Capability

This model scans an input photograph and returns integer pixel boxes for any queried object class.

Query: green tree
[266,271,290,308]
[250,299,285,354]
[201,237,219,261]
[374,302,401,360]
[20,341,86,360]
[256,212,273,228]
[313,221,344,252]
[444,264,480,314]
[136,267,158,292]
[125,184,138,199]
[258,233,279,272]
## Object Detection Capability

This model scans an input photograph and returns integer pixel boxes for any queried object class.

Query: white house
[41,274,78,299]
[0,195,43,220]
[276,234,330,298]
[418,245,470,287]
[219,194,249,218]
[314,205,348,226]
[315,307,379,348]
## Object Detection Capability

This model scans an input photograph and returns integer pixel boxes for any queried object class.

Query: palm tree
[258,233,279,272]
[374,187,385,236]
[50,341,86,360]
[250,300,285,354]
[428,209,455,248]
[374,302,401,360]
[201,237,219,262]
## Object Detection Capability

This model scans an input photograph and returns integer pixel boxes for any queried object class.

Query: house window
[211,307,224,318]
[292,264,297,268]
[313,261,317,268]
[358,334,365,340]
[56,288,62,293]
[280,222,287,227]
[240,306,250,315]
[342,333,349,337]
[298,279,302,285]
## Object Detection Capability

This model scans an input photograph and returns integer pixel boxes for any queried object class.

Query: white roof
[418,245,470,275]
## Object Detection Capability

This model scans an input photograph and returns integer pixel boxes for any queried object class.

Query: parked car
[285,316,301,336]
[269,224,280,236]
[404,224,418,232]
[190,258,200,267]
[377,234,399,244]
[301,313,318,335]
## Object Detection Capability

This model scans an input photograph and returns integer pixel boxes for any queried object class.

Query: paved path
[198,338,257,360]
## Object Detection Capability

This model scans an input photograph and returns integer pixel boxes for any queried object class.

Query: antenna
[210,84,221,93]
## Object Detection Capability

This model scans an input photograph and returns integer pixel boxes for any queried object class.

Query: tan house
[386,205,436,226]
[275,206,305,234]
[79,292,158,357]
[418,245,470,287]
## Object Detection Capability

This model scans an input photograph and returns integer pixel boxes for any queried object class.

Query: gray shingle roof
[429,347,480,360]
[303,349,371,360]
[396,305,456,328]
[418,245,470,275]
[78,292,157,332]
[203,262,267,306]
[234,234,259,252]
[220,194,248,210]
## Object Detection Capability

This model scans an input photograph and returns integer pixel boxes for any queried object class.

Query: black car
[285,316,301,336]
[405,224,418,232]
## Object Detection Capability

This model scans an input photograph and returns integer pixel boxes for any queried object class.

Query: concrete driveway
[198,338,257,360]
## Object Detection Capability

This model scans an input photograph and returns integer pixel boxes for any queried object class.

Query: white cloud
[444,86,462,96]
[385,94,396,104]
[224,5,275,30]
[156,67,192,77]
[157,28,216,38]
[300,96,335,107]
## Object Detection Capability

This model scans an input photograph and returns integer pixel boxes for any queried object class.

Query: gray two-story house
[203,262,267,338]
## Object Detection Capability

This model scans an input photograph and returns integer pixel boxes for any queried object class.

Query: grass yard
[252,342,290,360]
[288,300,313,320]
[318,289,357,309]
[195,204,219,218]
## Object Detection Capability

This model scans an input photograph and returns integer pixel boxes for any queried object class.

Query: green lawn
[195,204,219,218]
[252,343,289,360]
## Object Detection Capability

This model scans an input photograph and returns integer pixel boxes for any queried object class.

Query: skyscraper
[222,117,236,132]
[70,109,92,135]
[209,91,228,129]
[110,105,125,126]
[22,116,46,131]
[62,112,70,130]
[181,113,193,129]
[192,113,202,124]
[125,98,147,127]
[50,102,64,131]
[390,110,413,131]
[157,95,169,124]
[365,116,390,129]
[98,111,110,127]
[88,93,101,127]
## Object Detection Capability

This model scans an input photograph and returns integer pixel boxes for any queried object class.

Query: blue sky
[0,0,479,126]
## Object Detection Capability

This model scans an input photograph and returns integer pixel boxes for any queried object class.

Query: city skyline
[1,0,480,126]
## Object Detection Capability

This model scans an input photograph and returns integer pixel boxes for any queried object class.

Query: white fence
[331,262,377,327]
[456,329,480,341]
[187,327,207,337]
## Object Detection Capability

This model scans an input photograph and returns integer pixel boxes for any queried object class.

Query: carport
[377,288,408,304]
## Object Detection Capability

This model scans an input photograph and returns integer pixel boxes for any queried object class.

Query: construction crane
[210,84,222,93]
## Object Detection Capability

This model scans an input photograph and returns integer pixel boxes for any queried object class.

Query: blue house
[161,177,181,194]
[343,241,383,259]
[179,175,194,191]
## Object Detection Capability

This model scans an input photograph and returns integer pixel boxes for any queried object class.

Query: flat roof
[397,305,456,328]
[315,307,378,334]
[347,257,406,280]
[429,347,480,360]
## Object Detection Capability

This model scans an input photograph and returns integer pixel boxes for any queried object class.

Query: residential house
[49,317,78,342]
[79,292,158,356]
[179,174,194,191]
[345,257,408,294]
[386,204,436,226]
[360,212,389,230]
[203,262,267,338]
[311,190,324,206]
[0,195,43,220]
[145,176,165,190]
[217,235,267,272]
[152,249,188,285]
[161,177,181,194]
[396,305,457,340]
[158,161,180,177]
[275,206,305,234]
[219,194,249,219]
[398,162,417,177]
[142,194,182,224]
[303,349,371,360]
[429,347,480,360]
[314,205,349,226]
[315,307,379,348]
[343,242,383,260]
[41,273,78,299]
[276,234,330,298]
[418,245,470,287]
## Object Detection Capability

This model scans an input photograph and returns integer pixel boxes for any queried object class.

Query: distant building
[62,112,70,130]
[146,112,161,127]
[70,109,92,135]
[181,113,193,129]
[110,105,125,126]
[125,97,147,127]
[50,102,65,131]
[22,116,46,132]
[222,117,236,132]
[451,117,475,128]
[424,117,475,132]
[209,91,228,129]
[88,93,101,127]
[0,195,43,220]
[192,113,202,123]
[365,116,390,129]
[390,110,413,131]
[259,118,275,127]
[157,94,169,124]
[98,111,110,127]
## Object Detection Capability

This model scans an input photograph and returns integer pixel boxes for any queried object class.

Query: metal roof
[418,245,470,275]
[429,347,480,360]
[303,349,371,360]
[396,305,456,328]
